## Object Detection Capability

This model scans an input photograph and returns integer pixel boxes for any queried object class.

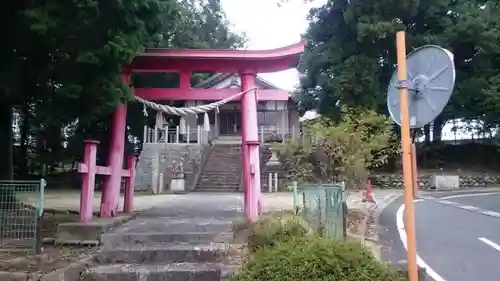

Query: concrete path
[19,189,402,213]
[379,189,500,281]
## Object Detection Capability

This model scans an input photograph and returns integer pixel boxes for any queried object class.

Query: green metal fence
[0,180,46,254]
[295,182,346,239]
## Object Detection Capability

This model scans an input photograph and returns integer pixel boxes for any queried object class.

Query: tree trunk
[0,102,14,180]
[432,118,443,143]
[423,124,431,144]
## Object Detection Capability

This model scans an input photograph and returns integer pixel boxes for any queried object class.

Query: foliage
[230,235,406,281]
[297,0,500,139]
[233,211,311,252]
[281,108,397,188]
[0,0,245,181]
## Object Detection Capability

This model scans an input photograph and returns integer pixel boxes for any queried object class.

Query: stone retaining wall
[371,173,500,189]
[135,143,206,192]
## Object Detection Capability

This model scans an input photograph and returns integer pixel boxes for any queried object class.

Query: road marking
[433,199,500,219]
[479,211,500,218]
[436,200,459,205]
[478,237,500,252]
[458,205,478,211]
[439,192,500,200]
[397,204,447,281]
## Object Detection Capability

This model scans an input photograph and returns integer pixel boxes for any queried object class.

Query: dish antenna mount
[387,45,455,128]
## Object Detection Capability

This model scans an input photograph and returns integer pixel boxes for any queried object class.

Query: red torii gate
[79,42,305,222]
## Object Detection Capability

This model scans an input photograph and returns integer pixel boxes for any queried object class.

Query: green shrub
[230,236,406,281]
[233,211,311,252]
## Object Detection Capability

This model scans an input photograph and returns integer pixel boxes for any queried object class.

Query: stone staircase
[81,195,242,281]
[195,136,243,192]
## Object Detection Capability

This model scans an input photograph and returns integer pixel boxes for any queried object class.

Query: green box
[299,183,345,239]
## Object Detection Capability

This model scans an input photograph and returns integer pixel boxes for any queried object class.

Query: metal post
[273,173,278,192]
[176,126,180,143]
[38,179,46,217]
[292,181,298,211]
[152,154,159,194]
[36,178,46,254]
[153,126,158,143]
[268,173,272,193]
[187,125,190,143]
[159,172,164,194]
[143,126,147,143]
[197,125,201,144]
[260,126,264,144]
[152,172,157,194]
[411,143,420,198]
[396,31,419,281]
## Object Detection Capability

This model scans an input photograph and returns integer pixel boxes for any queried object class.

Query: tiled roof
[194,73,282,90]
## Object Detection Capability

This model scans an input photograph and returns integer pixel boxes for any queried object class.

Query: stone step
[96,243,227,264]
[196,185,240,189]
[194,185,240,189]
[198,185,240,188]
[209,155,240,158]
[82,263,231,281]
[200,175,240,179]
[198,184,240,188]
[204,160,241,164]
[101,232,233,247]
[198,178,240,181]
[192,188,240,193]
[201,170,241,174]
[113,221,234,234]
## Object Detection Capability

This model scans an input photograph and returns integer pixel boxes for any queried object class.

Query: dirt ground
[0,212,97,275]
[346,209,365,235]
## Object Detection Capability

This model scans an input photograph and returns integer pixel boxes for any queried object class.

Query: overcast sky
[221,0,327,91]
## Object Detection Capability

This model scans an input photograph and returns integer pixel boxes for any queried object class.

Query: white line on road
[436,200,459,205]
[458,205,478,211]
[479,211,500,218]
[478,237,500,252]
[397,204,447,281]
[440,192,500,200]
[433,199,500,220]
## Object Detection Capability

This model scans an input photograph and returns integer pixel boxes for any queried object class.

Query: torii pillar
[240,70,262,218]
[100,73,130,217]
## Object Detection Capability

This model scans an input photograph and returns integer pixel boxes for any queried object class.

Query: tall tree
[298,0,500,139]
[0,0,246,180]
[0,0,169,179]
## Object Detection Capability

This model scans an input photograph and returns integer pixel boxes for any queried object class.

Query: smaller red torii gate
[78,140,136,222]
[77,42,304,222]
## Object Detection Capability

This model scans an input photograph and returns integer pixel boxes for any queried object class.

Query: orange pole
[411,143,420,198]
[396,31,419,281]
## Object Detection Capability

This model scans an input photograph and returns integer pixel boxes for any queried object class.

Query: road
[379,190,500,281]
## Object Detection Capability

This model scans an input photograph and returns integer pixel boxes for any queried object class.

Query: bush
[233,211,311,252]
[230,236,406,281]
[281,107,397,188]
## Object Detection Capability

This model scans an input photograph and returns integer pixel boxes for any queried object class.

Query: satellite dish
[387,45,455,128]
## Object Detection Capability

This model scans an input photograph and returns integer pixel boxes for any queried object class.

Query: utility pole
[396,31,419,281]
